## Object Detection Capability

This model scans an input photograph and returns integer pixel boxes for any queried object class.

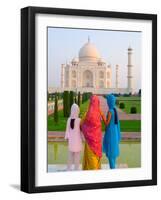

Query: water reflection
[54,143,58,161]
[48,141,141,168]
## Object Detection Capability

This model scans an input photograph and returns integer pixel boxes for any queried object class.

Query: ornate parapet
[48,87,129,95]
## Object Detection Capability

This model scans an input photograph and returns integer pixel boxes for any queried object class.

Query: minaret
[61,64,65,88]
[88,35,90,43]
[127,46,133,93]
[116,65,119,89]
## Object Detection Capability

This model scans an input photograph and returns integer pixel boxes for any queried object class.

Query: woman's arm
[65,118,70,139]
[100,109,112,126]
[99,110,106,124]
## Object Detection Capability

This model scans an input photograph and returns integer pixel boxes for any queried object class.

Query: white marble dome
[79,38,100,61]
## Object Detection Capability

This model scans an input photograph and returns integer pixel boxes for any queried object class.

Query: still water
[48,141,141,168]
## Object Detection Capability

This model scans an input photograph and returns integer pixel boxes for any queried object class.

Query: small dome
[79,37,100,61]
[98,58,106,64]
[72,57,79,62]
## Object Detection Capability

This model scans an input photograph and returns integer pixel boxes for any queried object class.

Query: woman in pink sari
[81,95,103,170]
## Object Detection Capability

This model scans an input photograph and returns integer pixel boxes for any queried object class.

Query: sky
[48,27,142,91]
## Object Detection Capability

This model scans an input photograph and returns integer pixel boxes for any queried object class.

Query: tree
[74,96,77,104]
[69,91,74,108]
[138,89,141,96]
[47,91,49,101]
[54,93,59,123]
[51,93,53,101]
[57,92,60,99]
[63,91,70,117]
[82,92,91,103]
[78,92,81,106]
[63,92,65,117]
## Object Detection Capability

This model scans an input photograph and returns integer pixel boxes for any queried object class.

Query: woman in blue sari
[102,94,121,169]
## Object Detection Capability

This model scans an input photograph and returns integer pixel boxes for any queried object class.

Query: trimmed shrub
[47,92,49,101]
[113,93,119,97]
[130,107,137,114]
[63,91,70,117]
[69,91,74,108]
[63,92,65,116]
[88,92,92,100]
[74,96,77,104]
[78,92,81,106]
[82,92,92,104]
[54,93,59,123]
[59,92,63,99]
[119,102,125,109]
[51,94,54,100]
[123,93,130,97]
[57,92,61,100]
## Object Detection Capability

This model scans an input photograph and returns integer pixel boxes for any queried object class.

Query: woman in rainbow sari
[81,95,103,170]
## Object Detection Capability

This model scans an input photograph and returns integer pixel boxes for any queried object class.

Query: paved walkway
[48,163,128,172]
[98,96,141,120]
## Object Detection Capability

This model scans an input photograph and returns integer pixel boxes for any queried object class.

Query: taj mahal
[49,37,134,95]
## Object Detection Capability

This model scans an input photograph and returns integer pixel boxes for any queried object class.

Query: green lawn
[48,101,89,132]
[48,98,141,132]
[48,114,141,133]
[116,97,141,114]
[120,120,141,132]
[79,100,90,117]
[101,120,141,132]
[48,110,67,131]
[118,100,141,114]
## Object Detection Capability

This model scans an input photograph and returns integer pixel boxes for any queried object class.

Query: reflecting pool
[48,141,141,169]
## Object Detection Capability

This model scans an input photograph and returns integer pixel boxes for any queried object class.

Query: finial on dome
[88,36,90,43]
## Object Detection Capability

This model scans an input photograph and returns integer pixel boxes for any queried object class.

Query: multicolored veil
[81,95,102,158]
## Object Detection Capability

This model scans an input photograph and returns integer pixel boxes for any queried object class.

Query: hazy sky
[48,27,141,91]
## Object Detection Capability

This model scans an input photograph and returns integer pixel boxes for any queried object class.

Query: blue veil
[103,94,121,159]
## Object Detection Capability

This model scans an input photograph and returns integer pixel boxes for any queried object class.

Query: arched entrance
[83,70,93,87]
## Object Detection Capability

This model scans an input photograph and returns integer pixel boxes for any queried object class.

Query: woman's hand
[99,109,111,126]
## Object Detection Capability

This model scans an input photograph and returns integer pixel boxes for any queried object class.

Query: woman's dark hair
[70,118,75,129]
[113,108,118,124]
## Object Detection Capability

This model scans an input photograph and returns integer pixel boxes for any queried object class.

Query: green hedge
[130,107,137,114]
[63,91,70,117]
[54,93,58,123]
[119,102,125,109]
[69,91,74,108]
[78,92,81,106]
